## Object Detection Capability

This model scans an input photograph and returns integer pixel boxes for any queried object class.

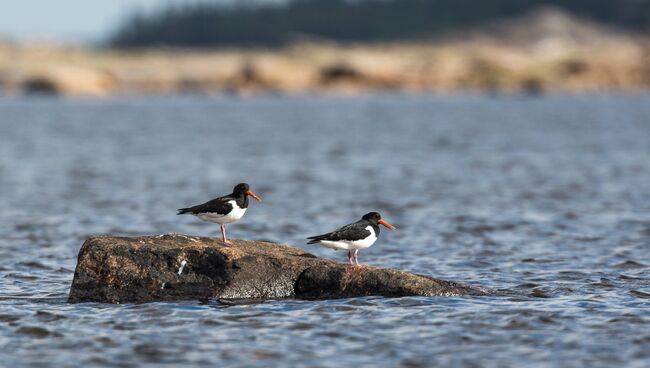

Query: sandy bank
[2,9,649,96]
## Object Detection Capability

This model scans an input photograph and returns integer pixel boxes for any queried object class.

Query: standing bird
[177,183,261,243]
[307,212,396,265]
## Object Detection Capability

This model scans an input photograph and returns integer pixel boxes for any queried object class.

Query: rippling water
[1,94,649,367]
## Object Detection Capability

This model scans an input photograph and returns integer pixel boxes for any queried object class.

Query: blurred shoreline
[2,9,649,97]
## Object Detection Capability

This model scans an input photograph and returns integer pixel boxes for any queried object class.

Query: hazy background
[1,0,648,44]
[1,0,649,96]
[0,0,232,42]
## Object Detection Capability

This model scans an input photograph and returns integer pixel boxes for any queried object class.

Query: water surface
[0,94,649,367]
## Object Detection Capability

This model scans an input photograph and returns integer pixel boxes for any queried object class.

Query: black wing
[307,221,371,243]
[177,196,234,215]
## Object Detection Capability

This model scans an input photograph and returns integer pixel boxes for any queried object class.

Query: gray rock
[68,234,486,304]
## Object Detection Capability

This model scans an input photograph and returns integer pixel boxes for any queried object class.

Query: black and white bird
[177,183,261,243]
[307,212,396,265]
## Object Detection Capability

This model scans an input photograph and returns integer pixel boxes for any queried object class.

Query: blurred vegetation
[109,0,650,48]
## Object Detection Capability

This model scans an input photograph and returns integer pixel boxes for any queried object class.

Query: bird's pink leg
[354,250,360,266]
[347,251,353,265]
[221,224,229,244]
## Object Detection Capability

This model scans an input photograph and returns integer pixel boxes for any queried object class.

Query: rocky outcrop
[20,68,116,96]
[68,234,486,304]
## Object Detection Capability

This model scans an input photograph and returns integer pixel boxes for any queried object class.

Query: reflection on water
[0,94,649,367]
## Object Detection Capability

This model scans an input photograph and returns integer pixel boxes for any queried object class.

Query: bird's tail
[177,208,191,215]
[306,233,329,244]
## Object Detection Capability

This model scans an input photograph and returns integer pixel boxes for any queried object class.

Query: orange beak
[246,190,262,202]
[378,219,396,230]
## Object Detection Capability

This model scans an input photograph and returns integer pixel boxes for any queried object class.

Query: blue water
[0,94,649,367]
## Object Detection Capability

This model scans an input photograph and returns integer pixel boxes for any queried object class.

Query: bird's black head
[233,183,250,195]
[362,212,382,223]
[233,183,262,202]
[362,212,396,230]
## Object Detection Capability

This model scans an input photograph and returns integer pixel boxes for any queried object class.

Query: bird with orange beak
[307,212,396,265]
[177,183,261,243]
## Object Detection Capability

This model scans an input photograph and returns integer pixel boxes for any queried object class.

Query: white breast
[317,226,377,251]
[197,200,246,224]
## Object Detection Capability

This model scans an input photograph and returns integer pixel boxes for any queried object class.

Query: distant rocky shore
[2,9,649,96]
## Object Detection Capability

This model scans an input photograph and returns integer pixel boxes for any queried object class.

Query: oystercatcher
[177,183,261,243]
[307,212,396,265]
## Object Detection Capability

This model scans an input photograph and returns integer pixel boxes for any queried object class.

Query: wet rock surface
[68,234,485,303]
